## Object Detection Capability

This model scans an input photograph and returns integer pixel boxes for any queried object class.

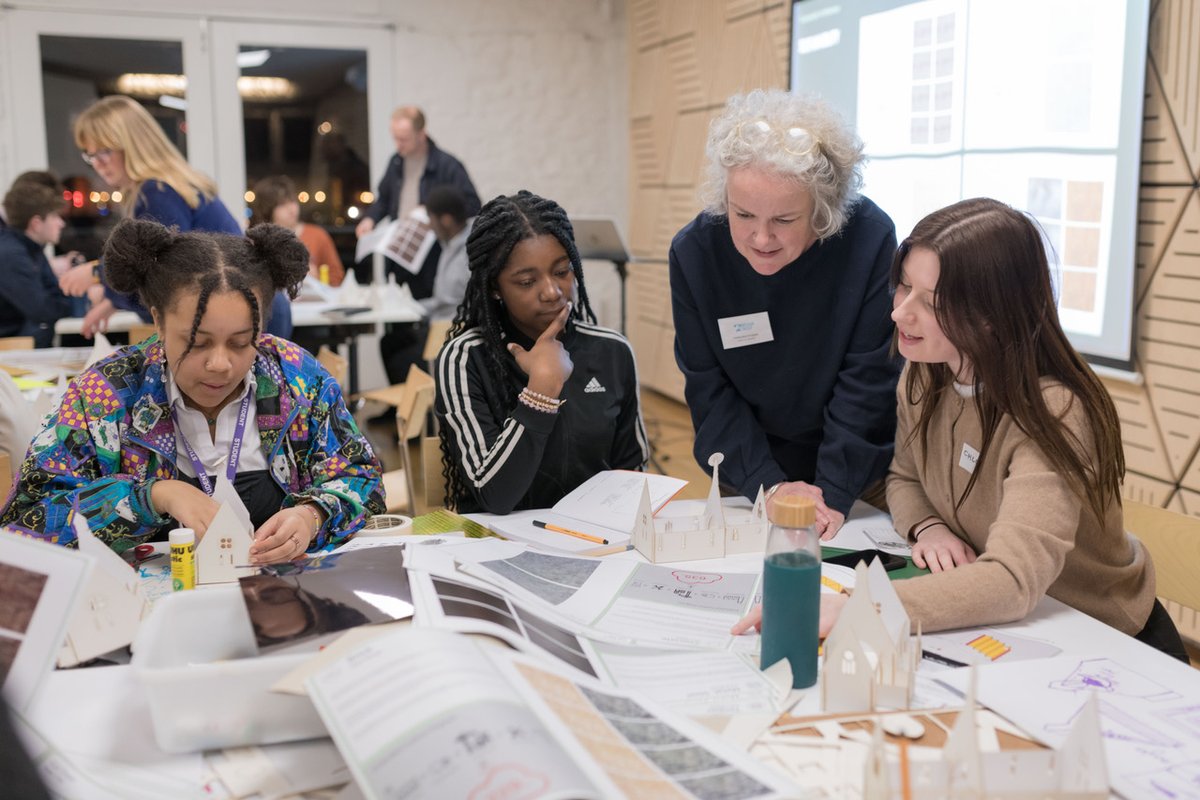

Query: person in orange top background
[250,175,345,287]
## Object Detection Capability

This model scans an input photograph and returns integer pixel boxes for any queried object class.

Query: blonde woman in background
[249,175,345,286]
[61,94,293,338]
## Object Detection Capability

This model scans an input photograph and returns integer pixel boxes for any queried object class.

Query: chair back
[422,320,452,364]
[395,364,434,441]
[0,337,35,351]
[128,324,157,345]
[317,346,349,391]
[0,452,12,500]
[1125,501,1200,611]
[422,434,447,509]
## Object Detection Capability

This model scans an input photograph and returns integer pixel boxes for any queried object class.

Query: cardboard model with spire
[631,453,769,563]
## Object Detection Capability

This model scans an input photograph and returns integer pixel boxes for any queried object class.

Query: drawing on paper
[1165,705,1200,739]
[1047,698,1181,749]
[1125,759,1200,800]
[623,563,756,615]
[1049,657,1181,701]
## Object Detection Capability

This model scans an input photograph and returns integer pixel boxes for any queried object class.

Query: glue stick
[169,528,196,591]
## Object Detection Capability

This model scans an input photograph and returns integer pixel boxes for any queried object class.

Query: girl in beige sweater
[735,198,1186,659]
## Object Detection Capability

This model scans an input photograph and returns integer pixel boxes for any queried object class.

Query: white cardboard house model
[61,513,152,666]
[194,477,256,585]
[862,674,1108,799]
[631,453,769,563]
[821,559,922,713]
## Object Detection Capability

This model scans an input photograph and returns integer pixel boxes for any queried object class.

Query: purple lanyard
[171,391,253,496]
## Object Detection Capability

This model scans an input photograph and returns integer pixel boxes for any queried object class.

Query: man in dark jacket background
[354,106,480,297]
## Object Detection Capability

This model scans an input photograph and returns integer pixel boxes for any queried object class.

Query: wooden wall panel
[1135,186,1190,303]
[1179,488,1200,516]
[1139,192,1200,478]
[629,0,664,50]
[1103,376,1174,482]
[1122,472,1178,507]
[628,1,792,400]
[666,108,713,186]
[1141,65,1194,185]
[1149,0,1200,177]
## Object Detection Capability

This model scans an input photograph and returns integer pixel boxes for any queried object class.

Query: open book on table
[305,627,797,799]
[465,469,687,555]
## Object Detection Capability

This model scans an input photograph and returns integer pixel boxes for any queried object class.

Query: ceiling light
[116,73,186,97]
[237,49,271,69]
[159,94,188,111]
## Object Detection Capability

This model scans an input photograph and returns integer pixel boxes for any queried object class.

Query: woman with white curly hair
[670,88,901,538]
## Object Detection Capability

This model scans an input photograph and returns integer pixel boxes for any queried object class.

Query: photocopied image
[0,562,49,683]
[240,546,413,653]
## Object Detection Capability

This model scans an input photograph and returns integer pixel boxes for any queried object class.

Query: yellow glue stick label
[170,540,195,591]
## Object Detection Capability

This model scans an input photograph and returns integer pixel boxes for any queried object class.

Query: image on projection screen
[791,0,1148,364]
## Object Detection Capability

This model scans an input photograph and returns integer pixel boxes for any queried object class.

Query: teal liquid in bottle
[759,494,821,689]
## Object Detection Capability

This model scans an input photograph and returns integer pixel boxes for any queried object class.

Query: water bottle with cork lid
[760,493,821,688]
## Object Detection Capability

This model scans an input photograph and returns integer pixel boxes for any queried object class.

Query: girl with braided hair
[436,190,648,513]
[2,219,385,561]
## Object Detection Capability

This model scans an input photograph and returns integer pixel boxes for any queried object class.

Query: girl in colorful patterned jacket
[1,219,385,563]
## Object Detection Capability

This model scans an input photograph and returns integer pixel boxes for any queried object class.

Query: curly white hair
[700,89,865,239]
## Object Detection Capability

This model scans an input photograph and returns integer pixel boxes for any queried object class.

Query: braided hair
[104,218,308,371]
[440,190,597,508]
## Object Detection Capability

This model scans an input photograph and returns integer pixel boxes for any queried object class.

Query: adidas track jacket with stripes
[436,320,649,514]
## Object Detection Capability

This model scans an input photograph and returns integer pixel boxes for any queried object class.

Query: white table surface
[22,507,1198,799]
[54,311,143,336]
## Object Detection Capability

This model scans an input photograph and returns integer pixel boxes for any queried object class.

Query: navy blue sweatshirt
[669,197,901,514]
[0,228,73,347]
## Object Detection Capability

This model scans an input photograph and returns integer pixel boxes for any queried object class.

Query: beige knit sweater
[887,370,1156,636]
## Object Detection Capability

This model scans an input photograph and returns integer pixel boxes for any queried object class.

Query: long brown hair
[73,95,217,211]
[892,198,1123,523]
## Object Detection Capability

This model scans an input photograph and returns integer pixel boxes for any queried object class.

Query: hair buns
[245,223,309,296]
[103,218,175,295]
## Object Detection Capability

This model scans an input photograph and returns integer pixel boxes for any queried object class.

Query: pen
[532,520,609,545]
[921,649,968,668]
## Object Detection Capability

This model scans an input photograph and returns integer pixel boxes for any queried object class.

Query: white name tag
[959,442,979,474]
[717,312,774,350]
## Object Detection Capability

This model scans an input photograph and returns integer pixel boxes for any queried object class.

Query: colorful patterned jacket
[0,335,385,552]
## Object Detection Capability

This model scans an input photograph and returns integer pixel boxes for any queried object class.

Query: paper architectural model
[821,559,921,713]
[370,275,425,317]
[59,513,151,666]
[195,476,256,585]
[753,674,1107,798]
[862,674,1108,799]
[631,453,768,563]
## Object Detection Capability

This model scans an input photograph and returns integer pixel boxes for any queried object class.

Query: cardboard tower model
[631,453,769,563]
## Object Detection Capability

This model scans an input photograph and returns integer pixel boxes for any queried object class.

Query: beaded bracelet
[524,388,562,405]
[297,502,324,538]
[518,387,565,414]
[912,519,947,541]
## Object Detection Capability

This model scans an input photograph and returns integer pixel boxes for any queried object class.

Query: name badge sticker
[717,311,774,350]
[959,442,979,474]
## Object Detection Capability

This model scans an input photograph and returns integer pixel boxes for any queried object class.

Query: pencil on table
[532,520,609,545]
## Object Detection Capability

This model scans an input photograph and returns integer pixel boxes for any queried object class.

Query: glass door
[3,10,213,258]
[208,21,394,237]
